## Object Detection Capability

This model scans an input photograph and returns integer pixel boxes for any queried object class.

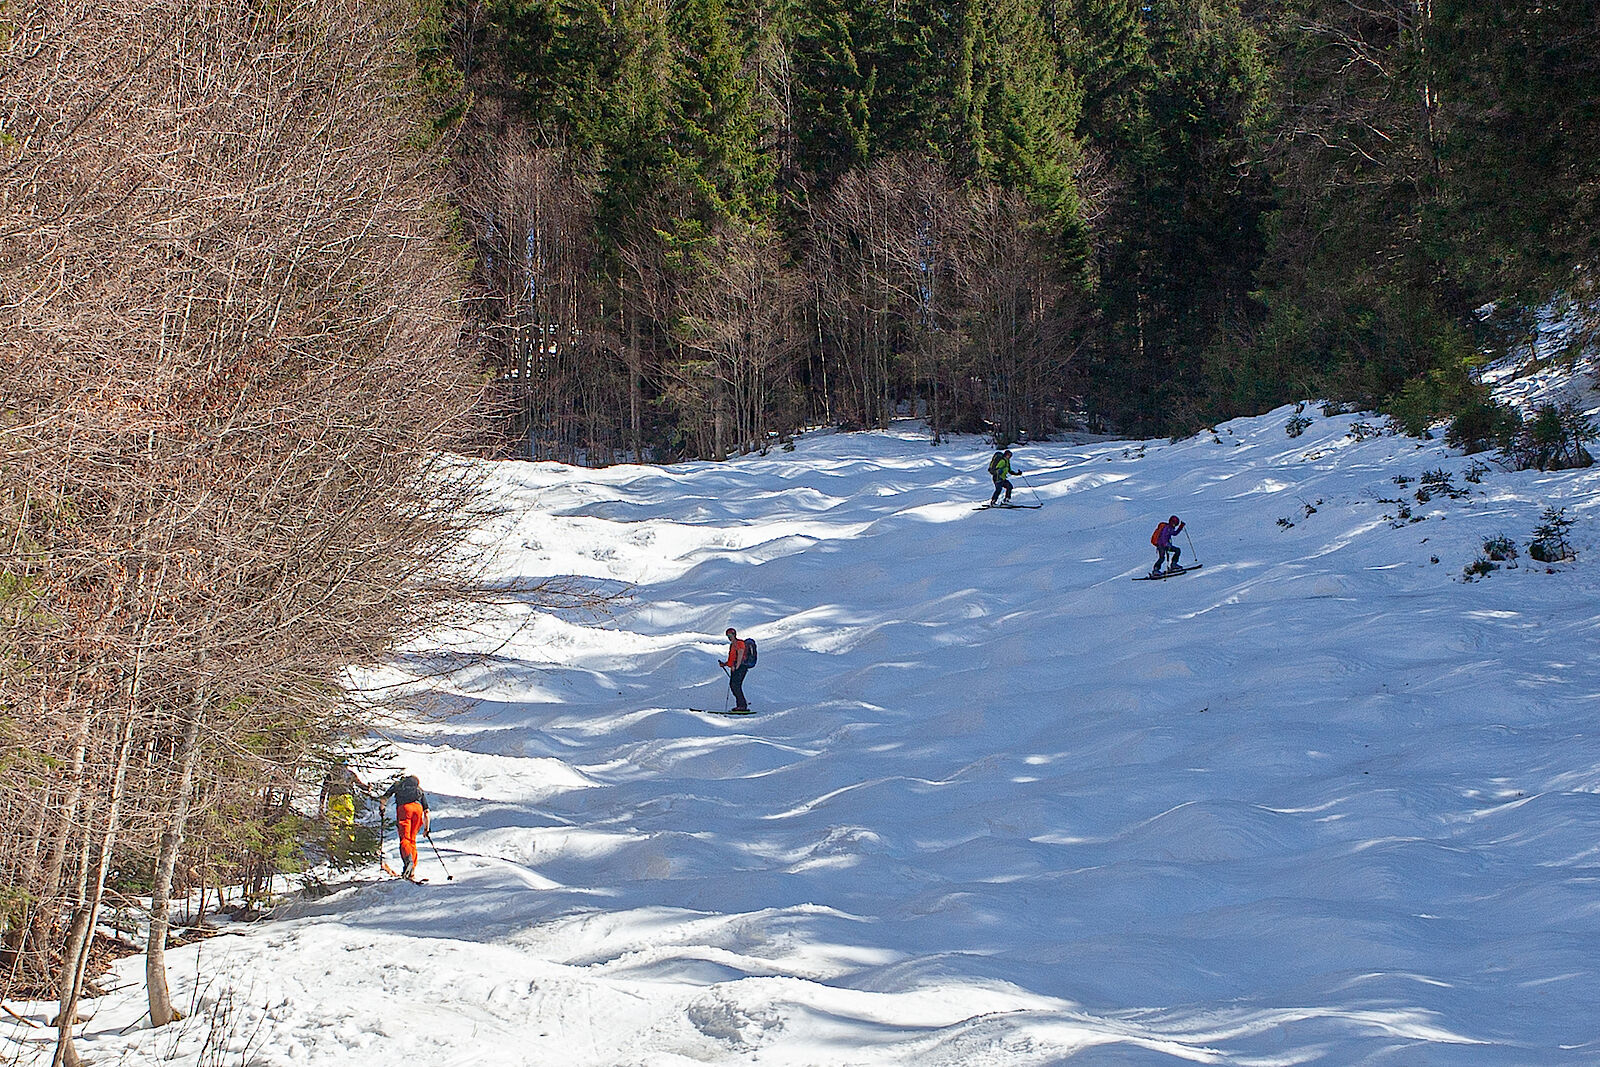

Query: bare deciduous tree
[961,183,1084,443]
[1,2,490,1061]
[804,156,1081,443]
[672,221,801,458]
[459,121,608,462]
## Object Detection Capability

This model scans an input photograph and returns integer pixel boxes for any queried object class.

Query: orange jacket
[723,638,747,669]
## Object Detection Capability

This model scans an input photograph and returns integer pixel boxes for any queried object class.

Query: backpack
[1150,522,1167,547]
[389,775,426,807]
[743,638,757,667]
[988,452,1004,475]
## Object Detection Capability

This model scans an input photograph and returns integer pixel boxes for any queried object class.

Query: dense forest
[446,0,1599,458]
[1,0,1595,1060]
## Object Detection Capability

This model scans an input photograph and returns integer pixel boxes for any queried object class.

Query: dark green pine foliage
[1141,0,1272,424]
[485,0,620,139]
[869,0,978,164]
[471,0,675,258]
[788,0,881,182]
[1054,0,1156,306]
[1240,0,1598,434]
[665,0,779,228]
[1428,0,1600,309]
[1060,0,1153,162]
[1066,0,1271,433]
[1241,0,1481,429]
[838,0,1089,261]
[590,1,674,254]
[969,0,1089,266]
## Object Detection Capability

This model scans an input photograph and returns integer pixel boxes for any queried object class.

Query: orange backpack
[1150,522,1167,547]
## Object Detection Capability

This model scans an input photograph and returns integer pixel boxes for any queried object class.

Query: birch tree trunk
[53,711,135,1067]
[147,686,206,1026]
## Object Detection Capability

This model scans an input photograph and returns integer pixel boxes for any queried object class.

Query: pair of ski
[381,860,429,884]
[1131,563,1202,581]
[975,502,1042,510]
[688,707,756,716]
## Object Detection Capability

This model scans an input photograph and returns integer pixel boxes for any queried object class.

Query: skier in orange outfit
[378,774,430,880]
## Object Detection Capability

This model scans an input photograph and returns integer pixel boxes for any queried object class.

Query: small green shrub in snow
[1416,468,1468,502]
[1482,535,1517,562]
[1385,500,1423,528]
[1528,506,1576,563]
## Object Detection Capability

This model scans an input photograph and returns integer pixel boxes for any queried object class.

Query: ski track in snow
[14,390,1600,1066]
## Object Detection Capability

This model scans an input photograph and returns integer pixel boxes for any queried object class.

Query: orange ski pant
[397,802,425,872]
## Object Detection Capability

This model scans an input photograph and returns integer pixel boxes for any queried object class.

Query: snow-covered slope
[19,401,1600,1066]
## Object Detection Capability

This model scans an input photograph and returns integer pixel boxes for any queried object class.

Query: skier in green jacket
[987,449,1021,505]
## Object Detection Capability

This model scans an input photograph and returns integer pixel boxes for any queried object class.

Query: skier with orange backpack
[1150,515,1186,576]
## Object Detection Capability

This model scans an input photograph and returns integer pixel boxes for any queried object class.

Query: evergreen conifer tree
[789,0,880,181]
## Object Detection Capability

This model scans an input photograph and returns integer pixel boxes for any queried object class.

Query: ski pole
[1017,471,1044,508]
[424,829,454,881]
[1184,527,1201,565]
[721,663,732,712]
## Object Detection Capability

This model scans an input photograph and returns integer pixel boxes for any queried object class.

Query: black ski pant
[989,476,1013,504]
[1155,545,1181,571]
[728,664,750,710]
